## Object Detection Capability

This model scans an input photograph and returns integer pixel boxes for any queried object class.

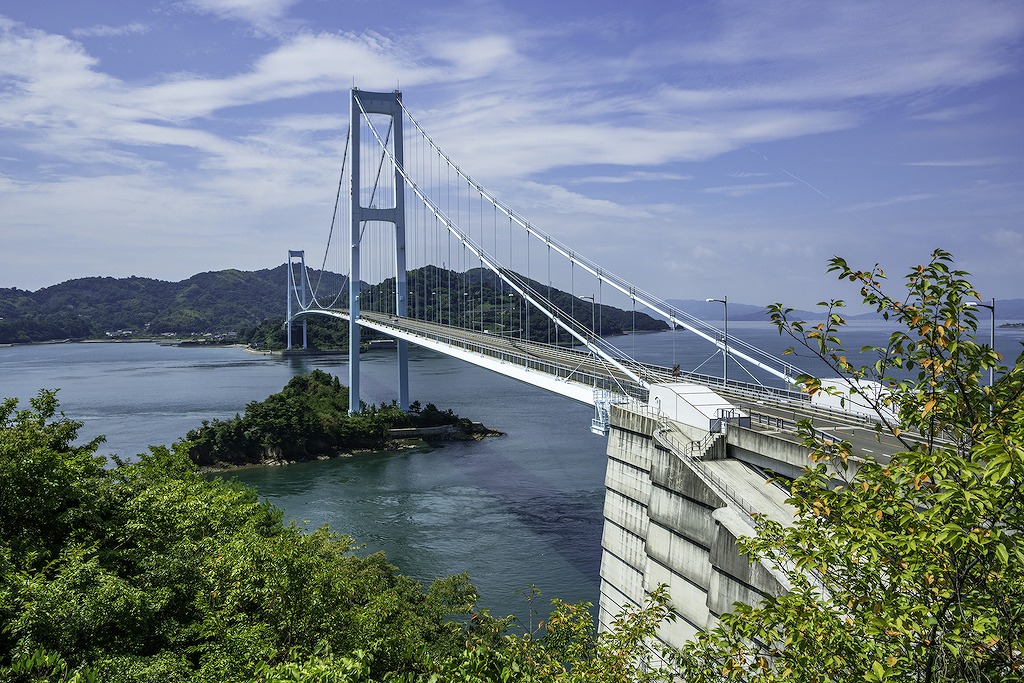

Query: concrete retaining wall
[598,403,799,651]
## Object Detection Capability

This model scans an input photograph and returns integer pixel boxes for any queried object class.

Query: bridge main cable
[397,100,803,386]
[354,94,649,397]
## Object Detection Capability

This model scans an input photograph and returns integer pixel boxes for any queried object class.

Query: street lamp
[582,295,597,387]
[706,296,728,384]
[508,293,514,337]
[966,298,996,387]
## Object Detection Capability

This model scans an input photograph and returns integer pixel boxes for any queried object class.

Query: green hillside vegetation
[0,265,667,346]
[0,389,481,682]
[186,370,481,468]
[0,267,288,343]
[0,384,672,682]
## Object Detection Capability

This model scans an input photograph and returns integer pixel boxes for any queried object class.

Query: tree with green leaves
[676,249,1023,682]
[0,390,479,683]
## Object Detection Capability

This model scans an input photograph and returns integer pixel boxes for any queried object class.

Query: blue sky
[1,0,1022,309]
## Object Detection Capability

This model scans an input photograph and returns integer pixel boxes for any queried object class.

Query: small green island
[186,369,500,470]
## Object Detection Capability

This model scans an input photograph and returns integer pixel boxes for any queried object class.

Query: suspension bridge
[283,88,906,648]
[285,88,823,436]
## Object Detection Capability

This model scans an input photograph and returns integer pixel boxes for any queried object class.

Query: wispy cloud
[71,22,148,38]
[180,0,299,26]
[126,32,441,120]
[648,0,1024,130]
[909,102,992,121]
[845,193,938,211]
[516,181,645,219]
[701,182,794,197]
[904,157,1014,168]
[573,171,694,184]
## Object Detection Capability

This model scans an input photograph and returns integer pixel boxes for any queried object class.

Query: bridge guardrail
[357,311,650,402]
[746,410,842,445]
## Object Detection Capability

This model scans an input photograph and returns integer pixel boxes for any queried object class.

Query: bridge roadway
[312,309,912,461]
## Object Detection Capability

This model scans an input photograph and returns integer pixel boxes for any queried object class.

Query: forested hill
[0,265,668,344]
[0,267,291,343]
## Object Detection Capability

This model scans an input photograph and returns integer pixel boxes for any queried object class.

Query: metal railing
[652,415,760,526]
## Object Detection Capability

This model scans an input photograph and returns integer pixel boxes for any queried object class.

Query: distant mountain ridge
[0,265,667,344]
[665,298,1024,322]
[0,266,291,343]
[665,299,782,321]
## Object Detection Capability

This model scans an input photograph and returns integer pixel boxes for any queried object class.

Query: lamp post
[706,296,728,385]
[967,298,996,387]
[582,295,596,387]
[508,293,515,337]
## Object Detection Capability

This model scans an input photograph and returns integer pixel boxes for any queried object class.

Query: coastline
[0,337,355,355]
[199,422,503,474]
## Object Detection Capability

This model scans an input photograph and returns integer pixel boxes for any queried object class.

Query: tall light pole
[508,293,515,337]
[706,296,728,385]
[967,298,996,387]
[582,295,596,387]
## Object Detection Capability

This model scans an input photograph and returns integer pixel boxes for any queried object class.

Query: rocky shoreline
[198,421,502,473]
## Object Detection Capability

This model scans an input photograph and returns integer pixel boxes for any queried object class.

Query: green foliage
[185,370,476,468]
[0,392,108,567]
[0,391,479,682]
[237,316,351,352]
[0,314,96,344]
[402,585,685,682]
[678,250,1024,682]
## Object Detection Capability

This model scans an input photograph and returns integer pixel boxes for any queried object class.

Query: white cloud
[844,193,938,212]
[181,0,299,26]
[657,1,1023,108]
[701,182,794,197]
[910,102,991,122]
[71,22,148,38]
[126,32,438,120]
[904,157,1014,168]
[514,181,644,219]
[429,35,519,81]
[574,171,694,184]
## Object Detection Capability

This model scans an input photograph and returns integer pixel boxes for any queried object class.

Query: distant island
[187,369,500,470]
[0,264,667,347]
